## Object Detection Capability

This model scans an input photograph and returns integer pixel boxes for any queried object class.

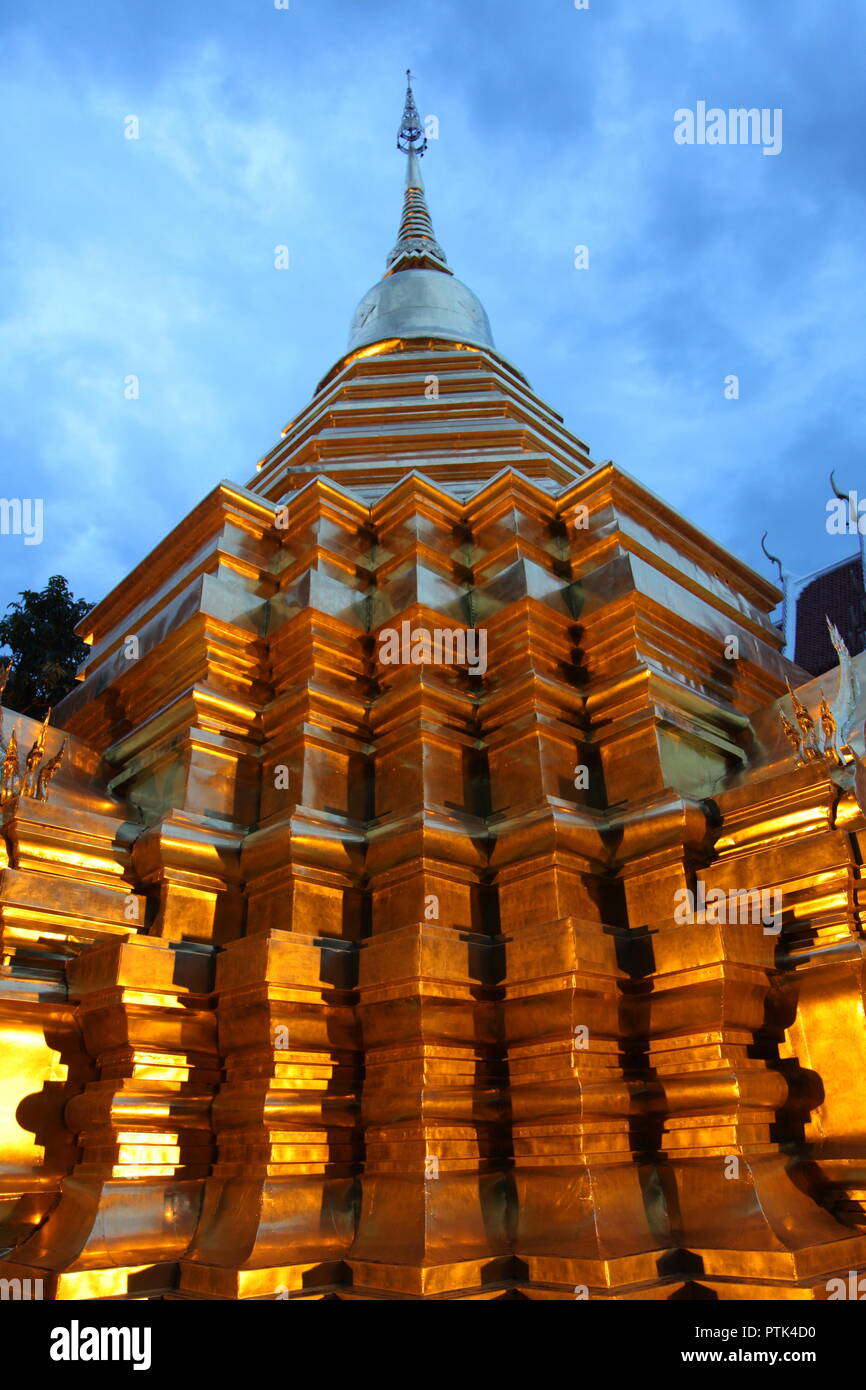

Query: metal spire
[386,71,451,276]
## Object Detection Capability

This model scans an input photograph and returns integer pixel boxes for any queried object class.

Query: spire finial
[386,71,450,275]
[397,69,427,156]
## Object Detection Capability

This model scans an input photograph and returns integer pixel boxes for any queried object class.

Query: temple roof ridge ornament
[778,619,859,768]
[0,689,68,806]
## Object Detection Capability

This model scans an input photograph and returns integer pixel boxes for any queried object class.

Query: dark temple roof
[794,553,866,675]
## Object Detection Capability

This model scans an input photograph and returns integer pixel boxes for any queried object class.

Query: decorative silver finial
[397,69,427,156]
[826,616,859,759]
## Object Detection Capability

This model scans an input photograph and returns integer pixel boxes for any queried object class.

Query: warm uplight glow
[195,690,257,719]
[341,338,402,369]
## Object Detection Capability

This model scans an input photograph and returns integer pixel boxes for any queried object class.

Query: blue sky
[0,0,863,618]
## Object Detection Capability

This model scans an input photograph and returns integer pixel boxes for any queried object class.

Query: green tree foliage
[0,576,92,719]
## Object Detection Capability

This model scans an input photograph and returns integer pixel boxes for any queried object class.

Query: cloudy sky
[0,0,863,622]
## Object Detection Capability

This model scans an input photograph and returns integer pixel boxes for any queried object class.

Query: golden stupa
[1,75,865,1301]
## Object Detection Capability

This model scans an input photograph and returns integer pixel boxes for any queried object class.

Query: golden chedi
[1,75,865,1301]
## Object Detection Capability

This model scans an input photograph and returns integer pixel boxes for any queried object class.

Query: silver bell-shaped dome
[347,267,495,355]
